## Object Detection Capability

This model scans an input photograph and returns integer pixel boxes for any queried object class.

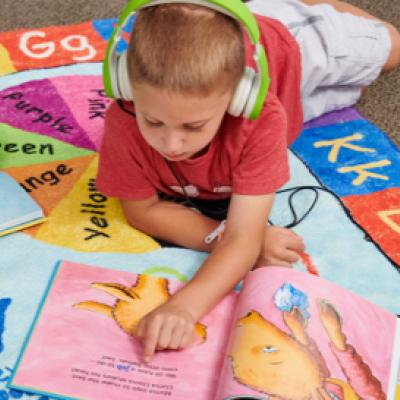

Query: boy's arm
[170,192,274,315]
[121,195,221,252]
[126,192,274,361]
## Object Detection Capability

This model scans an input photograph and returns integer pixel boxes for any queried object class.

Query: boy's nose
[163,132,183,154]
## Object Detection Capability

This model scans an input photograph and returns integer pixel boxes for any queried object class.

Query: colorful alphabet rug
[0,19,399,399]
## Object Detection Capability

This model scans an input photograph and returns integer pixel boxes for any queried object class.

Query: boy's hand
[256,226,305,267]
[135,301,197,363]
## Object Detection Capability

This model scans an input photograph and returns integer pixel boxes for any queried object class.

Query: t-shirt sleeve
[96,101,157,200]
[232,95,290,195]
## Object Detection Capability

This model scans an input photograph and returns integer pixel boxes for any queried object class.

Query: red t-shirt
[96,15,302,201]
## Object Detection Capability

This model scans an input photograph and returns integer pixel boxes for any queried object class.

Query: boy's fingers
[272,260,292,267]
[294,239,306,252]
[264,254,292,267]
[180,329,196,349]
[157,321,174,350]
[169,322,191,350]
[267,249,300,266]
[135,318,146,339]
[168,331,184,350]
[285,234,305,250]
[284,249,302,263]
[142,318,162,363]
[281,227,304,243]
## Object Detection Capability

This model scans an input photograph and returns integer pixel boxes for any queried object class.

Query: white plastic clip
[204,220,226,244]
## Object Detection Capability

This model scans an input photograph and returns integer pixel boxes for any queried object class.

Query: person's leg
[301,0,400,72]
[247,0,399,119]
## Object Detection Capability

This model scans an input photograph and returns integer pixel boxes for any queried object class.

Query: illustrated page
[217,267,400,400]
[10,260,238,400]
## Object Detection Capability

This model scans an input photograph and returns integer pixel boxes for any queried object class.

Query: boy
[97,0,400,362]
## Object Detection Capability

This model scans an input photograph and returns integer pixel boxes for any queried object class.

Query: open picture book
[9,260,400,400]
[0,171,45,236]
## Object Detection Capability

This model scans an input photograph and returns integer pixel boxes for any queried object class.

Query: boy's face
[133,83,232,161]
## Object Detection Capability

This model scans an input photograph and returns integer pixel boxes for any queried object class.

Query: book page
[393,329,400,400]
[10,260,238,400]
[217,267,399,400]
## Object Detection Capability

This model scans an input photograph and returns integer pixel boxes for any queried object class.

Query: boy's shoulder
[231,89,300,145]
[104,100,142,137]
[103,100,144,147]
[222,92,288,142]
[106,100,136,122]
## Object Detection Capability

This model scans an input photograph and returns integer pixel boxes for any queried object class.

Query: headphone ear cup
[116,51,134,101]
[243,72,261,119]
[227,67,255,117]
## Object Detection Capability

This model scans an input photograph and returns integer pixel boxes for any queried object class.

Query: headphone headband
[103,0,270,119]
[119,0,260,43]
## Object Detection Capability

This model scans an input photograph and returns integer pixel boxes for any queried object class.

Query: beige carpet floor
[1,0,399,146]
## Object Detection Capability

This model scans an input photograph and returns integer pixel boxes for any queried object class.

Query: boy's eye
[145,119,163,128]
[144,118,205,131]
[184,124,205,132]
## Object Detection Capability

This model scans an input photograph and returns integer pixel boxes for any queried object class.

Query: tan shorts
[247,0,392,121]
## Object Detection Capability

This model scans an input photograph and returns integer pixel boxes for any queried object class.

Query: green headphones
[103,0,270,120]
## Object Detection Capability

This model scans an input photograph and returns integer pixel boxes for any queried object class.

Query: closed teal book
[0,171,45,235]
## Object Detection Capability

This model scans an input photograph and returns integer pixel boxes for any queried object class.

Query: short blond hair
[127,3,245,96]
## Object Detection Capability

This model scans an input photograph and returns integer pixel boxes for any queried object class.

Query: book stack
[0,171,45,236]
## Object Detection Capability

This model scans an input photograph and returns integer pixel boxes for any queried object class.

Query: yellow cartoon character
[229,298,385,400]
[230,310,331,400]
[74,274,207,341]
